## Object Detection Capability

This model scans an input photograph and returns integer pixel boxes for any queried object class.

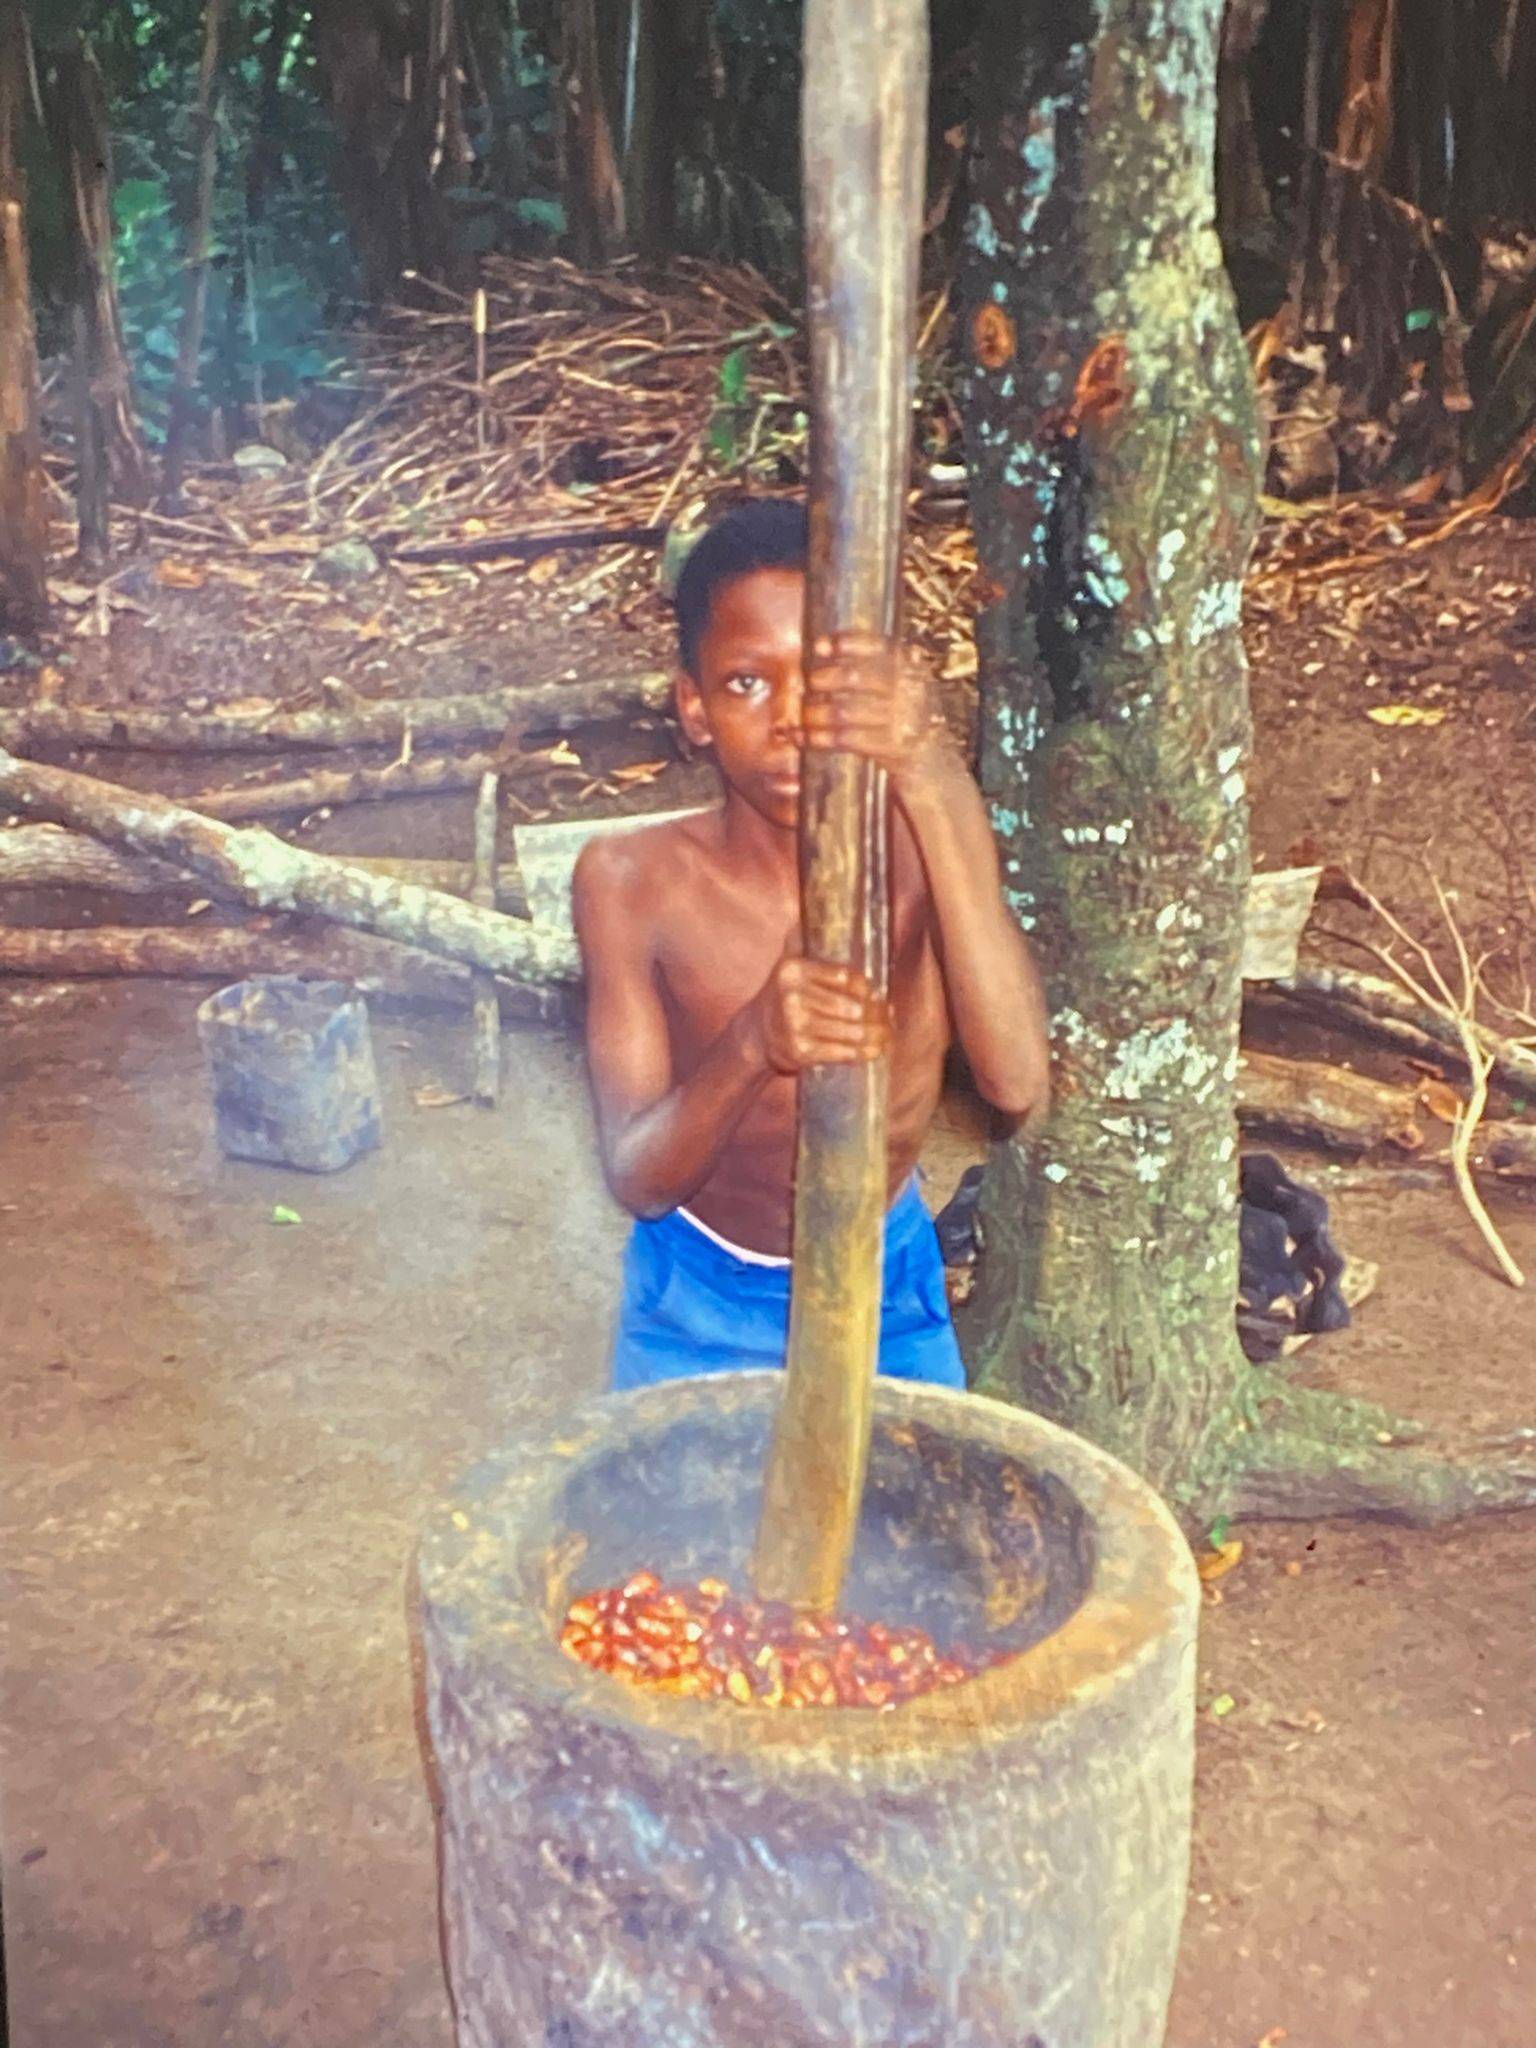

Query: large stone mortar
[419,1374,1199,2048]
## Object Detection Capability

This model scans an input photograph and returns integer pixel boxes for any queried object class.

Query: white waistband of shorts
[675,1172,923,1269]
[675,1206,792,1268]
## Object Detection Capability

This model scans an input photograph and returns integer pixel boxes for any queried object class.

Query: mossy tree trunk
[957,0,1536,1530]
[956,0,1259,1517]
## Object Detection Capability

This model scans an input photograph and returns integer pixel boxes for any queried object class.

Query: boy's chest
[654,860,937,1057]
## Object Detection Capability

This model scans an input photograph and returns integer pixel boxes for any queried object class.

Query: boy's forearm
[604,1009,772,1219]
[896,745,1050,1115]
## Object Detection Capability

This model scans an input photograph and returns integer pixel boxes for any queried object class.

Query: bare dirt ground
[3,501,1536,2047]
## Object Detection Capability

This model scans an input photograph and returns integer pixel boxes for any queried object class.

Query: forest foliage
[6,0,1536,522]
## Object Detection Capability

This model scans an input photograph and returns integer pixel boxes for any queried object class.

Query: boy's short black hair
[673,498,808,676]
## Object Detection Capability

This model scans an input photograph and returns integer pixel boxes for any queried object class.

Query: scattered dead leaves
[1196,1538,1246,1584]
[154,559,209,591]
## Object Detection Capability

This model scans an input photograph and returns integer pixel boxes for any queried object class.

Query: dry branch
[1275,963,1536,1099]
[0,749,577,985]
[0,673,669,755]
[1340,877,1526,1289]
[0,920,566,1019]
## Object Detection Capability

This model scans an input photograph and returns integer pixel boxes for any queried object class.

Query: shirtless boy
[573,500,1049,1391]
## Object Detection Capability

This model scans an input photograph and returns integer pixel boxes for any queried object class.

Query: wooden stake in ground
[470,771,501,1105]
[750,0,928,1614]
[472,286,488,453]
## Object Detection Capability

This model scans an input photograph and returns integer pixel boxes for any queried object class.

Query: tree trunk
[0,0,48,635]
[161,0,232,506]
[957,0,1264,1513]
[44,32,149,560]
[0,748,577,985]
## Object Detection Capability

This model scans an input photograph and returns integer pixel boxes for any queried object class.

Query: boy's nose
[771,669,805,738]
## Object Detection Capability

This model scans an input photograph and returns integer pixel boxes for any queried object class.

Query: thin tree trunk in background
[958,0,1263,1510]
[46,34,149,565]
[1506,0,1536,222]
[1394,0,1453,216]
[1335,0,1396,178]
[1216,0,1274,251]
[311,0,410,297]
[0,0,48,634]
[562,0,625,260]
[620,0,674,255]
[425,0,476,287]
[244,0,297,232]
[161,0,231,507]
[428,0,474,193]
[1287,0,1329,318]
[1453,0,1526,223]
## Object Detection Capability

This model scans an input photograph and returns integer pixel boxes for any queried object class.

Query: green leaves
[113,177,166,231]
[718,345,750,407]
[271,1204,302,1226]
[708,345,752,464]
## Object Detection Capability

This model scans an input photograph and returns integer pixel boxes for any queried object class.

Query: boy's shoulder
[572,806,724,926]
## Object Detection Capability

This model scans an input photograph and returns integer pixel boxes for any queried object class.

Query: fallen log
[0,748,578,984]
[1239,1048,1536,1185]
[0,823,529,912]
[0,920,569,1020]
[1238,1049,1424,1154]
[1272,965,1536,1102]
[186,747,552,820]
[388,521,668,566]
[0,670,670,754]
[1480,1123,1536,1184]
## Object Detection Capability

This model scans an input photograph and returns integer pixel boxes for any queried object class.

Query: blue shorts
[609,1177,966,1392]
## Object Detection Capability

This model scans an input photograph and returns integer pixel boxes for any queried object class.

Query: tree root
[1241,1368,1427,1449]
[1229,1381,1536,1525]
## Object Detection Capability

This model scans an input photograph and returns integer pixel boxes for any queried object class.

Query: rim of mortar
[418,1371,1198,1768]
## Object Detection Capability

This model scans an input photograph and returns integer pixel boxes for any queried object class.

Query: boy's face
[677,566,805,830]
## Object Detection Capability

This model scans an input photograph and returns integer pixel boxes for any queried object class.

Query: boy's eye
[724,672,771,701]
